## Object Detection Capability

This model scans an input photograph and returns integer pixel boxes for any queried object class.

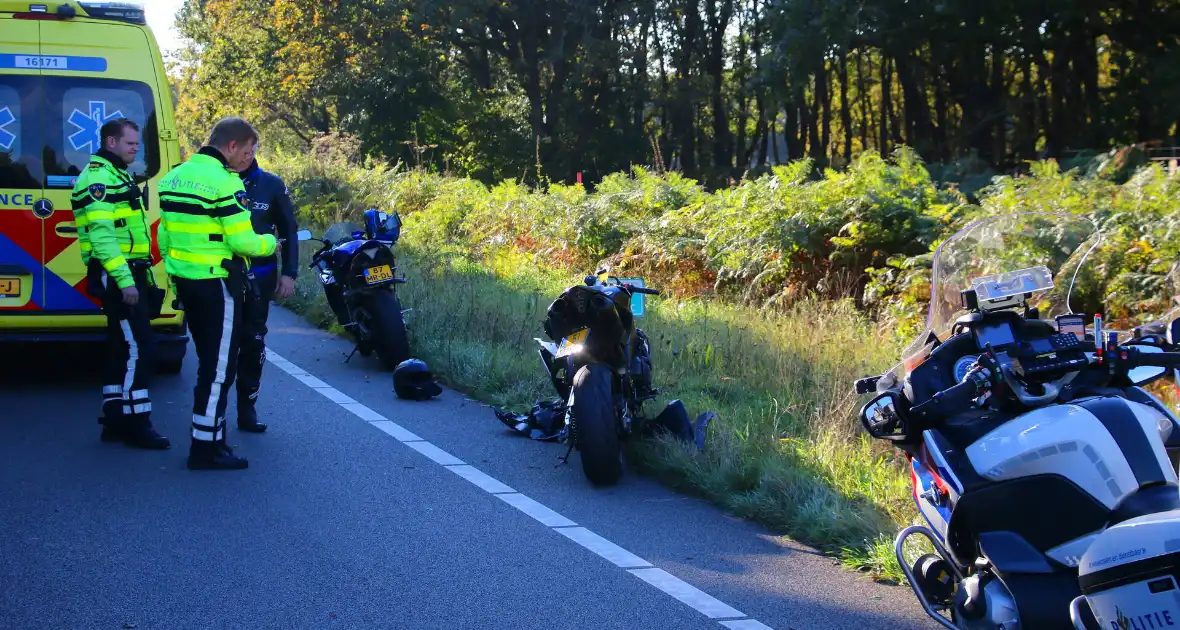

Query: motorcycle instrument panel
[1012,333,1088,378]
[953,355,980,382]
[974,320,1017,350]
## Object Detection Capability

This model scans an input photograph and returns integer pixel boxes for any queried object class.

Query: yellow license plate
[364,264,393,284]
[557,328,589,357]
[0,278,20,297]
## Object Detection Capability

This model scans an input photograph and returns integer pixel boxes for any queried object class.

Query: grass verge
[281,239,921,583]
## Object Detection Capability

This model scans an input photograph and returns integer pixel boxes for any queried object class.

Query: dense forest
[171,0,1180,189]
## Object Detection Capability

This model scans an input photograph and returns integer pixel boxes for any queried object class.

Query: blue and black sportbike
[297,208,411,370]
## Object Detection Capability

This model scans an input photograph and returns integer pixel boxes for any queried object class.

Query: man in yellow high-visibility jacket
[158,117,276,471]
[72,117,169,450]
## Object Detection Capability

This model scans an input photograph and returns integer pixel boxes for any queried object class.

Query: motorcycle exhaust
[895,525,964,630]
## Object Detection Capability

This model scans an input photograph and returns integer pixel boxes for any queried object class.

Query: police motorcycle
[296,208,411,370]
[853,211,1180,630]
[536,268,662,486]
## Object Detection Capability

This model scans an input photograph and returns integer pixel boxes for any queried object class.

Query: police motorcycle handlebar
[585,268,662,296]
[1113,345,1180,369]
[859,336,1180,444]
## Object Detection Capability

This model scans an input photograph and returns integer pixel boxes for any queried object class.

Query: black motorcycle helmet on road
[393,359,443,401]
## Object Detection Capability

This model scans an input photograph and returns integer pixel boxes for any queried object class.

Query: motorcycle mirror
[584,275,598,286]
[1127,343,1169,385]
[296,229,314,242]
[859,390,905,439]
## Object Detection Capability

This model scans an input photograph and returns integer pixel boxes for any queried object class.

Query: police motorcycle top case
[1074,510,1180,630]
[854,211,1180,630]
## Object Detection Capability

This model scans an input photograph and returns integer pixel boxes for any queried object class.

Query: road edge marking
[629,567,746,619]
[266,348,774,630]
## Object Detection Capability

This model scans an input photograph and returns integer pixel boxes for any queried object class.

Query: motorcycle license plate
[364,264,393,284]
[1089,575,1180,630]
[556,328,589,358]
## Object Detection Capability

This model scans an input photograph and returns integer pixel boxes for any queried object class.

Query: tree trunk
[838,52,852,163]
[818,62,831,167]
[879,55,892,154]
[991,48,1006,168]
[857,50,869,152]
[705,0,736,177]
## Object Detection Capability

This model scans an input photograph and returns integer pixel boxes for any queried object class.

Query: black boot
[236,388,267,433]
[99,399,127,443]
[121,413,171,450]
[187,437,248,470]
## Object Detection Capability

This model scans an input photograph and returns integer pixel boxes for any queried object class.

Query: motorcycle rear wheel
[358,290,411,370]
[571,363,623,486]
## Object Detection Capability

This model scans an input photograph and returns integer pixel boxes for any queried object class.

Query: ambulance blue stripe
[0,232,100,312]
[0,231,44,308]
[45,267,100,311]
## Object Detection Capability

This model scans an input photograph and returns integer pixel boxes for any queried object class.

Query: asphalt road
[0,305,938,630]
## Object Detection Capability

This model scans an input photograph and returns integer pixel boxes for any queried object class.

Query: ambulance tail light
[76,1,146,25]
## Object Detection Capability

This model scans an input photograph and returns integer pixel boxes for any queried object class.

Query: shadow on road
[0,340,117,387]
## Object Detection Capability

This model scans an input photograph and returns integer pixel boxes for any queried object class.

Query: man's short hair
[207,117,259,149]
[100,118,140,146]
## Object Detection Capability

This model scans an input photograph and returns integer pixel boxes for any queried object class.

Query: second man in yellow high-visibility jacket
[158,117,277,471]
[72,117,170,450]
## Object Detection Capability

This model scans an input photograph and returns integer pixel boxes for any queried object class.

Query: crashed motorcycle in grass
[534,269,667,486]
[297,208,411,370]
[854,211,1180,630]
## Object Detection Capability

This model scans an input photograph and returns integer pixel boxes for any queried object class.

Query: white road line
[403,440,467,466]
[263,350,307,376]
[629,568,746,619]
[721,620,776,630]
[339,402,390,423]
[318,387,358,405]
[556,527,653,569]
[496,493,579,528]
[370,419,424,442]
[293,373,332,389]
[265,349,775,630]
[447,464,517,494]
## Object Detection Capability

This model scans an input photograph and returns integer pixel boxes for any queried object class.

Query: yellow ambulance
[0,1,186,372]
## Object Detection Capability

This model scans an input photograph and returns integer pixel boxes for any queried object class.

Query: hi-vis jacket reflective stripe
[71,150,152,290]
[157,147,277,280]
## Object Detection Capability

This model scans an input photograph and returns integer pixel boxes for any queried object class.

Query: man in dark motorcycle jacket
[234,157,299,433]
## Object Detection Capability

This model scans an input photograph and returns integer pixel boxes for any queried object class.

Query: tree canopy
[171,0,1180,188]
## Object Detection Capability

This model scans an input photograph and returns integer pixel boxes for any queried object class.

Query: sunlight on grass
[283,237,916,579]
[270,147,1180,585]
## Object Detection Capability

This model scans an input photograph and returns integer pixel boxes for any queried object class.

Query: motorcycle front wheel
[571,363,623,486]
[357,290,411,370]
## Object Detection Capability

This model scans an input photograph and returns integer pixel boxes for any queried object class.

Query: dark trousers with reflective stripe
[236,270,278,406]
[98,262,156,421]
[175,276,244,443]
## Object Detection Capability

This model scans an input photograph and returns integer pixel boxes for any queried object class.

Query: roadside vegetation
[270,135,1180,582]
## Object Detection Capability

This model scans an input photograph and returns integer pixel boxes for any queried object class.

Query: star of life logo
[0,106,16,151]
[67,100,124,153]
